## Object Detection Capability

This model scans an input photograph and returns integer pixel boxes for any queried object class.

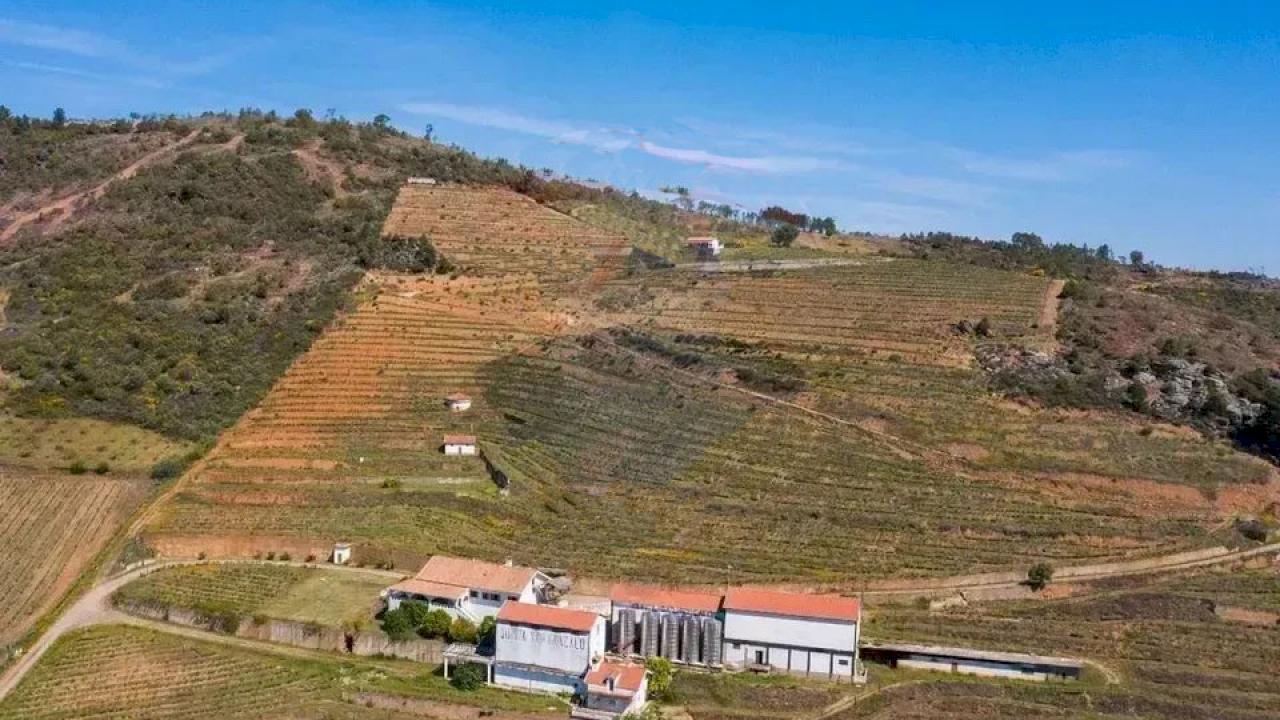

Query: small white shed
[446,393,473,412]
[443,434,478,456]
[332,542,352,565]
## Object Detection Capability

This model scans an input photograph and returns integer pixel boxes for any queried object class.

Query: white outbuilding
[721,588,863,682]
[579,661,648,718]
[494,601,606,696]
[446,393,473,412]
[331,542,352,565]
[385,555,551,621]
[686,236,722,258]
[443,434,478,456]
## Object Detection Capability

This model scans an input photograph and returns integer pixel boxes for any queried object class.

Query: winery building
[494,601,607,696]
[721,588,863,681]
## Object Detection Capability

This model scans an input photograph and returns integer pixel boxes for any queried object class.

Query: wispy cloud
[866,169,996,207]
[0,59,166,89]
[400,101,843,175]
[0,16,242,86]
[952,148,1136,181]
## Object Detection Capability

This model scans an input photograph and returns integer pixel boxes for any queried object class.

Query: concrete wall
[723,610,858,654]
[445,444,478,456]
[496,619,603,676]
[898,655,1074,681]
[722,641,855,679]
[494,664,581,696]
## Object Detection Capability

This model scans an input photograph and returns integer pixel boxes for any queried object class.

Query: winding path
[0,130,201,245]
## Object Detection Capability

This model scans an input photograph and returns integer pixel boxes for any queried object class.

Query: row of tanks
[613,608,723,666]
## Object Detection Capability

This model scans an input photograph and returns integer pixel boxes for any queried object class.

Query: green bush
[68,460,87,475]
[450,662,487,691]
[381,607,416,641]
[94,462,110,475]
[1027,562,1054,591]
[421,608,452,639]
[449,617,478,643]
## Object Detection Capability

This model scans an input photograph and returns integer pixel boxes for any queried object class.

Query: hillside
[2,110,1278,593]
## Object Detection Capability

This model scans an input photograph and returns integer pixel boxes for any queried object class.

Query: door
[754,649,766,666]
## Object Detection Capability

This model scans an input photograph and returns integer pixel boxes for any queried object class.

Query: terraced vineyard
[144,184,1274,584]
[383,184,627,282]
[619,260,1053,366]
[0,624,438,720]
[0,472,149,646]
[857,568,1280,720]
[114,563,389,627]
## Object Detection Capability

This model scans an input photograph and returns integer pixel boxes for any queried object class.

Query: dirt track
[0,130,201,245]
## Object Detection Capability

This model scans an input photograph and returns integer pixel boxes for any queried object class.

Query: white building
[579,661,648,718]
[686,236,722,257]
[443,434,478,455]
[407,176,438,185]
[494,601,606,696]
[331,542,352,565]
[446,393,473,412]
[385,555,550,621]
[721,588,862,681]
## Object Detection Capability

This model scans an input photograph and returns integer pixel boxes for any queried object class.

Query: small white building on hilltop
[446,393,473,412]
[494,601,606,696]
[385,555,551,621]
[721,588,862,681]
[686,236,722,258]
[579,661,648,718]
[443,434,478,455]
[331,542,352,565]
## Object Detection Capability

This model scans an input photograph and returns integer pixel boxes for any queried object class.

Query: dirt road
[0,130,201,245]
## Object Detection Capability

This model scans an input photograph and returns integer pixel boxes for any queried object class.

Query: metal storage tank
[680,615,701,664]
[615,609,637,654]
[640,611,661,658]
[702,617,723,666]
[660,613,680,659]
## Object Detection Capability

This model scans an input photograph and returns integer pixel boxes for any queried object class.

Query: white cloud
[953,148,1136,181]
[637,140,845,174]
[400,101,841,174]
[0,18,125,58]
[0,59,166,89]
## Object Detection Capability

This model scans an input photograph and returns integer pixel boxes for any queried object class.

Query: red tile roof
[443,434,477,445]
[414,555,538,594]
[686,236,719,244]
[723,588,860,622]
[388,578,469,600]
[610,583,723,613]
[498,601,600,633]
[586,661,647,695]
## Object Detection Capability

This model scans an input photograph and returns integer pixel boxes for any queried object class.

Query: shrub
[420,608,452,639]
[93,462,111,475]
[68,460,87,475]
[449,617,478,643]
[450,662,487,691]
[645,656,673,700]
[1027,562,1054,591]
[381,607,416,641]
[477,616,497,647]
[770,223,799,248]
[149,456,186,481]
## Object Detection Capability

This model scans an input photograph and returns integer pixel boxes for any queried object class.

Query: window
[470,590,479,598]
[837,659,850,667]
[731,643,741,650]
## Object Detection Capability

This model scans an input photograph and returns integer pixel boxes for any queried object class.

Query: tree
[1027,562,1054,591]
[1010,232,1044,251]
[424,123,434,142]
[52,107,67,128]
[449,616,478,643]
[420,608,452,639]
[450,662,487,691]
[1095,244,1113,262]
[477,616,497,647]
[372,113,392,131]
[290,108,315,129]
[0,105,11,123]
[771,223,799,248]
[974,317,992,338]
[1129,250,1145,267]
[645,656,673,700]
[1125,382,1149,412]
[381,607,415,641]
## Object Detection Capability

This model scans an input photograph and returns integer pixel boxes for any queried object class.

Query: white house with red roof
[443,434,478,455]
[494,601,607,696]
[580,660,648,718]
[685,236,722,257]
[721,588,862,680]
[385,555,550,621]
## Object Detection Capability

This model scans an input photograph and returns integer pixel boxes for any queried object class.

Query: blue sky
[2,2,1278,272]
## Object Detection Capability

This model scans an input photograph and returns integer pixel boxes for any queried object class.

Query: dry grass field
[142,183,1277,585]
[0,471,150,646]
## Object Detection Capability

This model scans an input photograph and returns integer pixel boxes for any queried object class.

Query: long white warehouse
[721,588,862,681]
